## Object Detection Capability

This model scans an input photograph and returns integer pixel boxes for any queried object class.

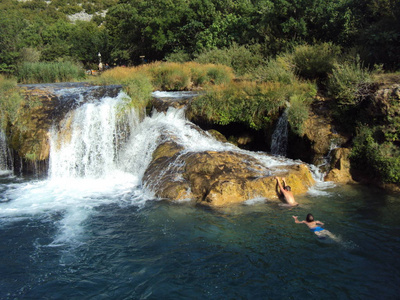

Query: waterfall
[271,110,288,156]
[49,92,139,179]
[0,130,12,173]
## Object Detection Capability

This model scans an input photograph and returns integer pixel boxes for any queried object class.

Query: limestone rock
[143,140,315,207]
[324,148,354,183]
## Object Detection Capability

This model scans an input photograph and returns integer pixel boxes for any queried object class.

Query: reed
[16,61,85,84]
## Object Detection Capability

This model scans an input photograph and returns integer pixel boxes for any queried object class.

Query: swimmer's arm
[316,220,324,226]
[275,177,284,191]
[292,216,305,224]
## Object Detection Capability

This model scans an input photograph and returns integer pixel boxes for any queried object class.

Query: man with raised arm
[275,176,298,206]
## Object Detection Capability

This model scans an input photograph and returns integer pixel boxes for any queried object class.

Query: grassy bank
[94,62,235,111]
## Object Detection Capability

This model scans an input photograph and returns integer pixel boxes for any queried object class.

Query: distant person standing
[275,176,298,206]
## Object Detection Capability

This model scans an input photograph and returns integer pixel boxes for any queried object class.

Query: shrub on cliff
[327,58,372,132]
[351,126,400,183]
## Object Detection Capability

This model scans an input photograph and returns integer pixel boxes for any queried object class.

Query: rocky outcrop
[288,98,348,167]
[143,139,315,207]
[324,148,354,183]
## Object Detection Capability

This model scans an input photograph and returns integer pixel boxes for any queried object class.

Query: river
[0,91,399,299]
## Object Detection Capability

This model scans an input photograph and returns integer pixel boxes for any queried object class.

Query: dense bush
[195,44,265,76]
[146,62,234,90]
[248,56,296,84]
[290,43,341,81]
[16,61,85,83]
[327,58,373,132]
[147,63,192,91]
[327,58,372,107]
[350,126,400,183]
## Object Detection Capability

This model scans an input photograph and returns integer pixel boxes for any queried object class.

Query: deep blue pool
[1,176,399,299]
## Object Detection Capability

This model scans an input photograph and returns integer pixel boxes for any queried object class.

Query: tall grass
[147,62,192,91]
[0,75,23,130]
[96,62,234,99]
[16,61,86,84]
[96,65,153,113]
[145,62,234,90]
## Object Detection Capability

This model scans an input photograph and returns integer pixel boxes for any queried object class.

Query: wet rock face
[143,140,315,207]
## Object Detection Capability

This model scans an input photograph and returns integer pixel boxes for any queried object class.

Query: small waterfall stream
[0,131,12,173]
[270,109,288,156]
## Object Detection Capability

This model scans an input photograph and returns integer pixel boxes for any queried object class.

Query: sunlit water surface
[0,175,399,299]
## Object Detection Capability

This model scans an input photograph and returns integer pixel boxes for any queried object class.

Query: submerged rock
[143,140,315,207]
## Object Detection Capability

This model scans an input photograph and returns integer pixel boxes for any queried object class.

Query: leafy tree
[0,12,26,73]
[69,21,109,66]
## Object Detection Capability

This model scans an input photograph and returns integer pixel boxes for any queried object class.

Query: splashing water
[0,130,12,174]
[271,109,288,156]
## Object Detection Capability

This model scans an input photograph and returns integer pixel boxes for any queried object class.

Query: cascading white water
[271,109,288,156]
[49,95,137,178]
[0,131,12,174]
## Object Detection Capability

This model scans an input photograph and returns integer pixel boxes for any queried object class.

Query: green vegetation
[17,61,86,83]
[0,75,23,130]
[351,127,400,183]
[1,0,399,73]
[0,0,399,185]
[189,78,316,133]
[94,62,234,111]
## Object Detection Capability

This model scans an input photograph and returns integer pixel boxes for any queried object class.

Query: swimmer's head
[284,186,291,191]
[306,213,314,222]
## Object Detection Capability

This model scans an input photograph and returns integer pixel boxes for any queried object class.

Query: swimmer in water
[275,177,298,206]
[293,213,339,240]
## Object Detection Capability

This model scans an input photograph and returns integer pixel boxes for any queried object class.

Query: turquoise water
[1,90,399,299]
[1,175,399,299]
